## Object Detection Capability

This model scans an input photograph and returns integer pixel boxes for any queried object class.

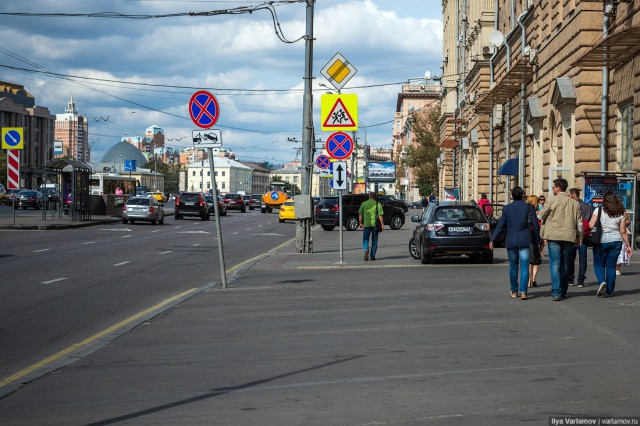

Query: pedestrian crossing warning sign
[321,94,358,131]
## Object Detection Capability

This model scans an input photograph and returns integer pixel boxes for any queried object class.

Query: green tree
[0,150,6,187]
[403,106,441,195]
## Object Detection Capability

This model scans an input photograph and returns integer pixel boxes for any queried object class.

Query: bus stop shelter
[44,158,92,221]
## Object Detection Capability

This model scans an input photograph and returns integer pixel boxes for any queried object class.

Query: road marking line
[113,261,131,266]
[122,235,132,238]
[33,249,50,253]
[42,277,68,284]
[82,241,96,245]
[159,251,172,255]
[151,230,160,233]
[192,243,201,247]
[0,288,198,390]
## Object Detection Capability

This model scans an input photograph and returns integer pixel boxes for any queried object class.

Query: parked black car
[174,192,210,220]
[377,194,409,212]
[314,194,405,231]
[410,201,493,264]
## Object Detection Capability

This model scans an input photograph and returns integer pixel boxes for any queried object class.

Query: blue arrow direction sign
[189,90,220,129]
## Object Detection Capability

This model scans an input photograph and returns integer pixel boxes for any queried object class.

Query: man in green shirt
[358,191,385,261]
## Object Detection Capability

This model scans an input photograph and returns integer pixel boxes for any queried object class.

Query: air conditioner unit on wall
[482,46,495,55]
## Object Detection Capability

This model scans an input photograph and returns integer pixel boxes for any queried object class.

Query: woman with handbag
[589,192,633,297]
[526,195,542,288]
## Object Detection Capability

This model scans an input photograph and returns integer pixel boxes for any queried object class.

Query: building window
[192,171,196,176]
[222,182,225,189]
[222,171,225,176]
[620,104,633,170]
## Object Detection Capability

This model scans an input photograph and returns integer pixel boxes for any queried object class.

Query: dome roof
[101,142,148,165]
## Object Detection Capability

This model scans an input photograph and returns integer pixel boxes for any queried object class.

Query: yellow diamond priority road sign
[321,52,357,91]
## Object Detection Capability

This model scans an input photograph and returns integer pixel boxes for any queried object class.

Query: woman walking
[615,211,631,276]
[526,195,542,288]
[590,192,633,297]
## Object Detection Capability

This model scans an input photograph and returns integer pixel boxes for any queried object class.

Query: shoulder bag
[528,204,542,264]
[375,203,383,233]
[587,207,602,246]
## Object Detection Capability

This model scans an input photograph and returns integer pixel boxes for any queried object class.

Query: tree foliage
[403,106,441,195]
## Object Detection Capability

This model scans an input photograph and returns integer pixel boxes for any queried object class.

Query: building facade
[55,95,90,161]
[393,79,441,202]
[186,156,253,194]
[439,0,640,224]
[1,81,56,189]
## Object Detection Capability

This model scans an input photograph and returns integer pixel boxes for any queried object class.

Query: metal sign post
[207,147,227,289]
[188,89,226,288]
[339,190,344,264]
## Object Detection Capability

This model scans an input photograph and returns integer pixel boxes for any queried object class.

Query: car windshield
[203,195,214,202]
[434,206,484,221]
[284,201,295,206]
[128,198,150,206]
[18,191,36,196]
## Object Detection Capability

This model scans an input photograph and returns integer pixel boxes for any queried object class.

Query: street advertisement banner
[582,175,635,209]
[444,187,459,200]
[368,162,396,183]
[53,140,63,155]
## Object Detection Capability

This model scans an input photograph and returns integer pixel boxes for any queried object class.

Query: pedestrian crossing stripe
[321,94,358,131]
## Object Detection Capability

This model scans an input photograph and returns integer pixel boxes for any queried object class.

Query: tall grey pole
[600,7,610,172]
[296,0,314,253]
[207,149,227,289]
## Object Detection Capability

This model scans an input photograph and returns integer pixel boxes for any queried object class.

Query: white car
[122,196,165,225]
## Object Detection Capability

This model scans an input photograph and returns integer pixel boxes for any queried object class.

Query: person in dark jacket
[489,186,541,300]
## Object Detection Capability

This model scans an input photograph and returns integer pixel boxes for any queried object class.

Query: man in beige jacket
[538,178,583,301]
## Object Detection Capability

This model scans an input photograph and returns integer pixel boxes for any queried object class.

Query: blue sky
[0,0,442,165]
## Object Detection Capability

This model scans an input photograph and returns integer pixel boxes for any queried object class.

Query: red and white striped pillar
[7,149,20,190]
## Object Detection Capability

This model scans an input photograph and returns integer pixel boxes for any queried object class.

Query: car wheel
[321,225,335,231]
[249,206,254,210]
[122,219,128,224]
[130,220,136,224]
[151,217,157,225]
[242,207,246,213]
[159,215,164,225]
[261,208,266,213]
[390,214,403,230]
[409,237,420,259]
[482,252,494,264]
[175,214,181,220]
[279,219,284,223]
[345,215,359,231]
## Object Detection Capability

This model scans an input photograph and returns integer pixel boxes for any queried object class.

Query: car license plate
[449,226,470,233]
[185,202,195,206]
[321,208,329,212]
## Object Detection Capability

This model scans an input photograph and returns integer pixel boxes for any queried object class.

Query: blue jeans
[362,227,379,258]
[592,241,623,295]
[507,247,530,295]
[548,241,575,298]
[567,243,588,283]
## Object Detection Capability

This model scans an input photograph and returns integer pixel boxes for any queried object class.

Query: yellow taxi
[278,199,296,223]
[146,191,166,203]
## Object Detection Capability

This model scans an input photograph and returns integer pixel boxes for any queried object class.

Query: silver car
[122,196,164,225]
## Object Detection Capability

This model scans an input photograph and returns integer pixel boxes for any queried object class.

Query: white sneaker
[616,270,621,276]
[597,282,607,297]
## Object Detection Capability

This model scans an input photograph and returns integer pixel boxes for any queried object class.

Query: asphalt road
[0,206,295,383]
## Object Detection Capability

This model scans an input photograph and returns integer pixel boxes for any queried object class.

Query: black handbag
[374,204,383,233]
[587,207,603,246]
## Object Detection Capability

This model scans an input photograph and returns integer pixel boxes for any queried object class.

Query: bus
[89,173,136,196]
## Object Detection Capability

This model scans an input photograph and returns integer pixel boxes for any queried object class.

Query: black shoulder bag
[375,203,383,233]
[587,207,603,246]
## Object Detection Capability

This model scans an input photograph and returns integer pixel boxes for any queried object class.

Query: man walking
[568,188,593,287]
[539,178,583,301]
[489,186,540,300]
[358,191,384,261]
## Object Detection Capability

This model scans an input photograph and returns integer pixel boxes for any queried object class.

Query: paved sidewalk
[1,221,639,425]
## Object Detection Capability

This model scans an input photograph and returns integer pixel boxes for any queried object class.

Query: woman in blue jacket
[489,186,541,300]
